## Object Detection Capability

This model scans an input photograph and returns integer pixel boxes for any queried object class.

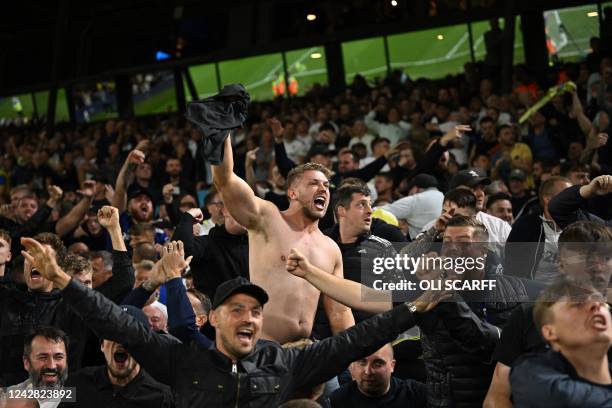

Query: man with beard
[111,148,167,246]
[8,327,69,408]
[212,135,354,343]
[61,305,173,408]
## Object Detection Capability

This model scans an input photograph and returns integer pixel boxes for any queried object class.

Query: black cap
[509,168,527,181]
[307,145,332,159]
[212,277,269,309]
[405,173,439,191]
[88,170,108,184]
[120,305,150,329]
[127,184,155,204]
[449,169,491,190]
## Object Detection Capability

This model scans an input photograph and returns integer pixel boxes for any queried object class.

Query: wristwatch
[405,302,418,313]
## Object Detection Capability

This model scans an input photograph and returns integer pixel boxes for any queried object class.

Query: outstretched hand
[160,241,193,279]
[21,237,70,288]
[267,118,285,141]
[440,125,472,147]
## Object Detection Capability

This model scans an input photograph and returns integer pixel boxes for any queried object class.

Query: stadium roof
[0,0,598,94]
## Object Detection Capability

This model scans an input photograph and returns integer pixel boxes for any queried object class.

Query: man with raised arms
[211,135,354,343]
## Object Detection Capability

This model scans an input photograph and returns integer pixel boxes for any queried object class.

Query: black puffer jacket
[0,286,87,387]
[417,259,540,407]
[60,279,418,407]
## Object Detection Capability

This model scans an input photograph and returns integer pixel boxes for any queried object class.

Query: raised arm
[287,248,393,313]
[56,182,95,238]
[286,287,448,389]
[211,134,271,230]
[160,241,213,349]
[270,118,297,179]
[322,243,355,334]
[91,206,135,303]
[549,176,612,228]
[112,149,145,213]
[483,362,512,408]
[244,147,260,191]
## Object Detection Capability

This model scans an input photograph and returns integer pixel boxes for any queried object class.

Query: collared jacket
[60,279,418,407]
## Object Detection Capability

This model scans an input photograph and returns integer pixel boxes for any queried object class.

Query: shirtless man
[212,135,354,343]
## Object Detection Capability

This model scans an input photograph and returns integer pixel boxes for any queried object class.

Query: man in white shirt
[280,120,309,163]
[364,108,411,145]
[380,174,443,240]
[348,120,376,157]
[419,170,511,244]
[448,169,511,243]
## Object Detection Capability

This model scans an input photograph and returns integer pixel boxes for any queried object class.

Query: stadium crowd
[0,37,612,408]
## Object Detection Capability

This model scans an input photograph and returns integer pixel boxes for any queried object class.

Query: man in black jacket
[549,174,612,228]
[171,206,248,301]
[326,184,404,324]
[510,281,612,407]
[21,236,445,407]
[504,176,571,281]
[330,343,426,407]
[313,184,405,340]
[289,216,542,407]
[62,306,174,408]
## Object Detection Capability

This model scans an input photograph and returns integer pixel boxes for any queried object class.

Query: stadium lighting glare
[306,14,317,21]
[436,34,444,40]
[310,52,322,59]
[587,11,598,17]
[391,0,398,6]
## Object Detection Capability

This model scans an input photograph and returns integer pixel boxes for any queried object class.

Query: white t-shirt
[381,188,444,239]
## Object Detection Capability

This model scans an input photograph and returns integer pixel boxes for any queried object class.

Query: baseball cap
[509,168,527,181]
[449,169,491,190]
[212,277,269,309]
[120,305,151,329]
[127,184,155,204]
[405,174,439,191]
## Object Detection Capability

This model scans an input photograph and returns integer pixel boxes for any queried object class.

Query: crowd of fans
[0,35,611,407]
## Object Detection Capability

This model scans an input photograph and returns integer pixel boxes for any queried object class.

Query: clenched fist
[97,206,120,230]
